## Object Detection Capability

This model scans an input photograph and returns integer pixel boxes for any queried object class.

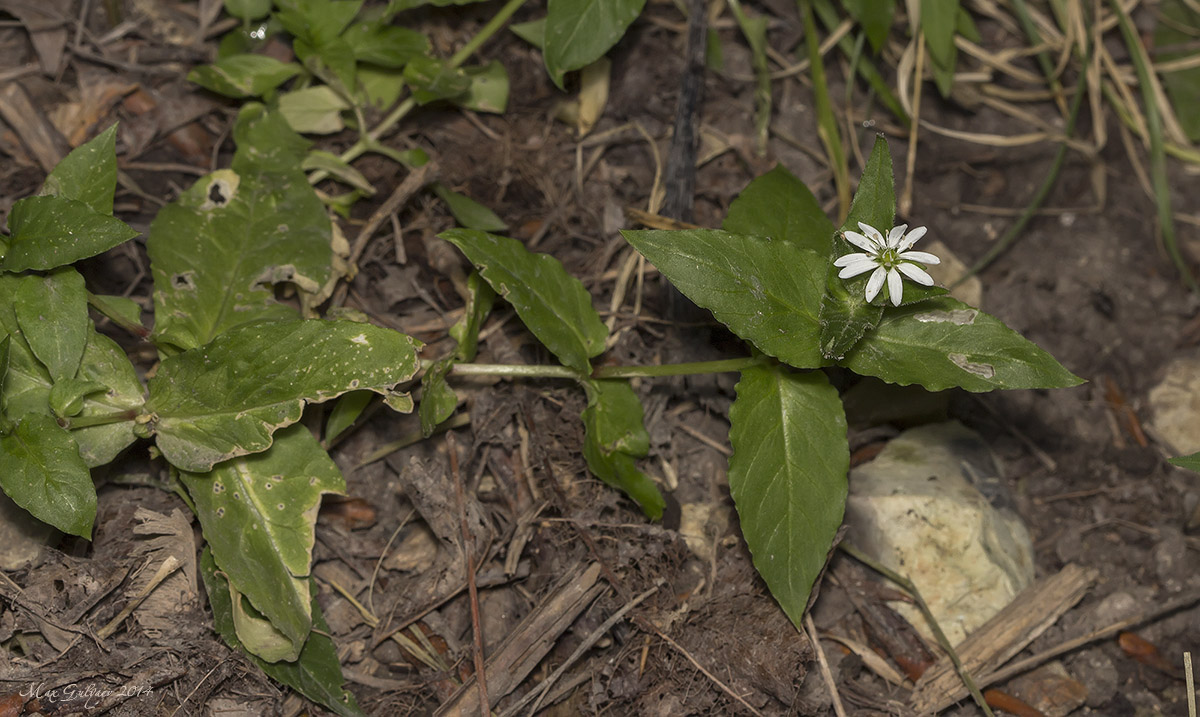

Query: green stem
[309,0,528,186]
[440,356,767,381]
[63,409,139,429]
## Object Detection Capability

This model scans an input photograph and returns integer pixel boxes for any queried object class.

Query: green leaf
[357,64,407,109]
[818,135,894,360]
[840,0,894,54]
[449,271,496,362]
[145,319,421,472]
[343,21,428,68]
[200,549,365,717]
[48,379,106,418]
[275,0,363,45]
[544,0,646,89]
[40,123,118,215]
[921,0,959,95]
[3,196,139,272]
[1156,0,1200,142]
[418,358,457,438]
[225,0,273,20]
[722,164,834,255]
[432,182,507,231]
[386,0,488,11]
[581,379,663,519]
[324,390,372,445]
[841,296,1084,391]
[0,413,96,538]
[403,56,472,104]
[72,332,144,467]
[185,425,343,661]
[0,335,10,413]
[187,54,303,98]
[729,366,847,627]
[278,86,351,134]
[456,61,509,114]
[621,229,826,369]
[13,268,88,382]
[148,105,331,351]
[1170,452,1200,473]
[440,229,607,373]
[510,18,546,49]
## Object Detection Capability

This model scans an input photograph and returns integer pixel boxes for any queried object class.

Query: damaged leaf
[148,105,333,351]
[200,549,365,717]
[841,296,1084,391]
[144,319,420,472]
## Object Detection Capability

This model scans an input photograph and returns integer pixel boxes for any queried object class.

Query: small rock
[1068,649,1119,708]
[845,421,1034,645]
[0,491,56,571]
[1147,355,1200,455]
[1007,660,1087,717]
[1153,527,1192,593]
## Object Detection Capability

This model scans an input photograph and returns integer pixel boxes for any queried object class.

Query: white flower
[833,221,941,306]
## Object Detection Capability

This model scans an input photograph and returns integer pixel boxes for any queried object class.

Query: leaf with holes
[440,229,607,373]
[144,319,420,472]
[840,296,1083,391]
[621,229,827,369]
[184,425,344,661]
[729,366,847,627]
[0,413,96,538]
[148,105,332,352]
[200,550,365,717]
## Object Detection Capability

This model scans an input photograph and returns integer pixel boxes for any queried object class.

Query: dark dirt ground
[2,1,1200,715]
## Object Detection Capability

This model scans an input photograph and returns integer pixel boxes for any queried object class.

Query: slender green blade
[841,296,1084,391]
[200,548,365,717]
[922,0,960,96]
[0,413,96,538]
[449,271,495,362]
[622,229,826,369]
[1169,452,1200,473]
[432,183,508,231]
[145,319,421,472]
[324,390,372,445]
[722,165,835,256]
[1157,0,1200,142]
[440,229,607,373]
[840,0,895,53]
[729,366,847,628]
[543,0,645,89]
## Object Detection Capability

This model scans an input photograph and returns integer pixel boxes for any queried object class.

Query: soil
[1,1,1199,716]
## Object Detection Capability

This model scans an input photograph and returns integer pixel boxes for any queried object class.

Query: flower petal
[864,266,886,303]
[838,258,879,278]
[887,268,904,305]
[899,250,940,265]
[843,230,879,253]
[886,224,907,248]
[857,222,885,246]
[833,252,872,267]
[897,262,935,285]
[897,225,928,252]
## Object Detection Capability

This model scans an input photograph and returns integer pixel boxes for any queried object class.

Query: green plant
[428,134,1081,629]
[0,114,422,716]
